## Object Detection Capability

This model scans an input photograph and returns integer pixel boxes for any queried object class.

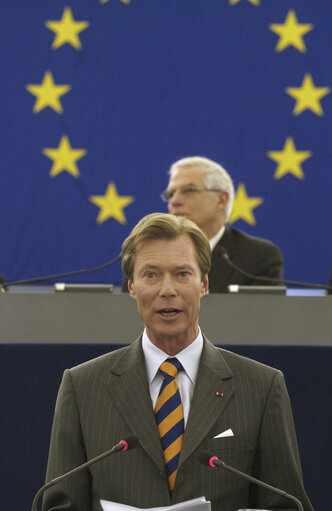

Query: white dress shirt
[209,224,225,251]
[142,328,203,427]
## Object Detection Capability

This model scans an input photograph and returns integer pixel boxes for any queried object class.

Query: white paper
[100,496,211,511]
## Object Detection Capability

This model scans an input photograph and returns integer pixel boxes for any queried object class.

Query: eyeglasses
[160,186,221,202]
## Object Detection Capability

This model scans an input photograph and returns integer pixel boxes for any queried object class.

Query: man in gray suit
[43,213,313,511]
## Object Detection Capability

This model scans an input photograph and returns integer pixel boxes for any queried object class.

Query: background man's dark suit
[209,227,283,293]
[43,336,312,511]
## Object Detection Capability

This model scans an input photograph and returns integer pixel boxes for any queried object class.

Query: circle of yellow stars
[25,4,134,225]
[25,3,330,227]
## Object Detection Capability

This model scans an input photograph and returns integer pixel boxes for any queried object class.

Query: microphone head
[120,434,139,451]
[198,450,215,466]
[219,246,229,259]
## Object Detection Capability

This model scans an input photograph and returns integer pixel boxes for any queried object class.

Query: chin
[156,326,184,340]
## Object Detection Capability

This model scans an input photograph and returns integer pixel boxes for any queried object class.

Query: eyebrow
[167,181,198,190]
[138,263,195,273]
[139,264,159,272]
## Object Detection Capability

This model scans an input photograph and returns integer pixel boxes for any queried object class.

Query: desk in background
[1,291,331,344]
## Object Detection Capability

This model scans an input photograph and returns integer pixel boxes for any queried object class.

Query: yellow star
[43,135,87,178]
[229,0,260,6]
[286,73,330,116]
[45,7,90,50]
[26,71,71,114]
[269,10,313,53]
[267,137,312,180]
[228,183,263,226]
[101,0,130,4]
[90,182,134,224]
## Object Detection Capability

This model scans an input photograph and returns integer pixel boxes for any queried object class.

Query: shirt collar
[209,225,225,252]
[142,328,203,385]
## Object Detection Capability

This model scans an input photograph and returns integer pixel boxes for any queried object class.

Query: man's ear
[217,190,229,211]
[128,280,136,298]
[200,274,209,297]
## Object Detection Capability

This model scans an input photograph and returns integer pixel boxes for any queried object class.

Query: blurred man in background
[162,156,283,293]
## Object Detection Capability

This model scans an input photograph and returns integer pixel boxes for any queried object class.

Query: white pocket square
[213,428,234,438]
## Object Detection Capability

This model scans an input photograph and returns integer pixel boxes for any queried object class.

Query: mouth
[157,308,182,317]
[173,212,189,218]
[168,207,187,215]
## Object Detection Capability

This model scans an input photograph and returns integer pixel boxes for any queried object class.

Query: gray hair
[169,156,234,222]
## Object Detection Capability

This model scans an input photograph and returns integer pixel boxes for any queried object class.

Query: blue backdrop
[0,0,331,286]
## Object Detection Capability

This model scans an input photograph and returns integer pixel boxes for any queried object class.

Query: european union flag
[0,0,331,287]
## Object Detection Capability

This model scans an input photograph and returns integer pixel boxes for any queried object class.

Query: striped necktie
[155,357,184,492]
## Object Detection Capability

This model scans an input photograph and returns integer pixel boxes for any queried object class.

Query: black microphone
[219,246,332,292]
[198,450,304,511]
[1,253,121,290]
[31,434,138,511]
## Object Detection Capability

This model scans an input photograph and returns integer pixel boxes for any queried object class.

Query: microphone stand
[220,248,332,292]
[1,254,121,290]
[214,457,304,511]
[31,436,138,511]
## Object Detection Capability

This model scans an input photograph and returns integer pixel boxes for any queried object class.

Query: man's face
[166,165,227,239]
[128,235,208,354]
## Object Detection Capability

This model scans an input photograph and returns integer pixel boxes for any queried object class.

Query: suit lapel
[105,337,235,474]
[179,337,234,468]
[220,227,236,259]
[210,228,236,293]
[106,337,166,474]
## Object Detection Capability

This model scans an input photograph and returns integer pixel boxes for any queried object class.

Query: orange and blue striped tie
[155,358,184,492]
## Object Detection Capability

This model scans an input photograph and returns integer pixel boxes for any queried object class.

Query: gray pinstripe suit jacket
[42,336,313,511]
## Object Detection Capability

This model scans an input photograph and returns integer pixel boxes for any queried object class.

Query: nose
[169,189,184,209]
[159,275,177,297]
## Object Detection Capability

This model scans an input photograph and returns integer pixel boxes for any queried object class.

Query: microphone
[1,254,121,290]
[31,434,138,511]
[219,246,332,292]
[198,450,304,511]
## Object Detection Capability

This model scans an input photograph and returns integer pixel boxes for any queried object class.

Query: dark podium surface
[1,292,331,511]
